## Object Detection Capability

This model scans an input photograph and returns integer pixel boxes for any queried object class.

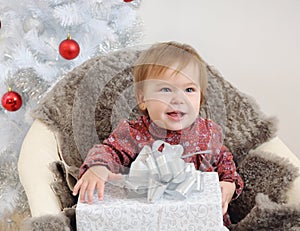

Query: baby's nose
[170,92,184,104]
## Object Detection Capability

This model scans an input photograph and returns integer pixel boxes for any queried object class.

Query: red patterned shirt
[79,115,244,227]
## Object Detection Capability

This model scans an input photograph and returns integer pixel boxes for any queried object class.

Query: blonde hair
[133,41,208,114]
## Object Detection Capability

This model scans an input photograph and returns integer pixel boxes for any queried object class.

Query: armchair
[18,47,300,230]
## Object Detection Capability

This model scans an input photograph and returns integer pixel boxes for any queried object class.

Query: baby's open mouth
[166,111,186,118]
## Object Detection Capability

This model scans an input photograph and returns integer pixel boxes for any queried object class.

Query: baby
[73,41,244,227]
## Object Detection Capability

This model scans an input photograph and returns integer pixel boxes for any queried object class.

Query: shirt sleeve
[79,119,143,178]
[216,145,244,200]
[208,120,244,200]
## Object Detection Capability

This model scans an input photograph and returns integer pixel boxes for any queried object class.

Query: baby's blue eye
[160,87,171,92]
[185,88,195,93]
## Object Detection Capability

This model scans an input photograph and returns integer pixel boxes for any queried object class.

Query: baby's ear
[136,91,145,105]
[136,93,147,112]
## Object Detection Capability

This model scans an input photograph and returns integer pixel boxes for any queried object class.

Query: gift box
[76,172,223,231]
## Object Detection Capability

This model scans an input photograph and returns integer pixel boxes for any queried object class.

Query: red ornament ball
[1,90,22,112]
[59,35,80,60]
[124,0,134,2]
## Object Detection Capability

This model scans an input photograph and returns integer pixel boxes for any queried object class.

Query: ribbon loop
[117,141,209,203]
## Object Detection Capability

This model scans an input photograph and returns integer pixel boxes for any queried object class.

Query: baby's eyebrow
[182,82,199,88]
[153,80,172,87]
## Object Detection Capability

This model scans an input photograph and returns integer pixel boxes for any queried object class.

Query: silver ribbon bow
[117,140,211,203]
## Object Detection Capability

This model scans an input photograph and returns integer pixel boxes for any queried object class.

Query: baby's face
[138,63,201,131]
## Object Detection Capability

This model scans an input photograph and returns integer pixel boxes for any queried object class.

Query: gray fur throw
[228,150,300,224]
[27,47,300,230]
[21,212,71,231]
[31,47,277,168]
[231,193,300,231]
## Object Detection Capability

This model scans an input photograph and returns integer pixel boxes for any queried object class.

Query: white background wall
[138,0,300,158]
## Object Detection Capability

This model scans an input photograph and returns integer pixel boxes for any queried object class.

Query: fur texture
[231,193,300,231]
[27,47,299,230]
[21,213,71,231]
[229,151,300,224]
[49,162,78,209]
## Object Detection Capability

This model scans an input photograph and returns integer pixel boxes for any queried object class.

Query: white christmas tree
[0,0,142,224]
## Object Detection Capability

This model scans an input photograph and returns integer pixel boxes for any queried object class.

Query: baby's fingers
[96,181,105,201]
[72,178,83,196]
[86,182,97,204]
[222,200,228,215]
[79,180,89,203]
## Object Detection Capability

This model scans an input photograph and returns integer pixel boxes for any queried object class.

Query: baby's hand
[72,166,120,204]
[220,181,236,215]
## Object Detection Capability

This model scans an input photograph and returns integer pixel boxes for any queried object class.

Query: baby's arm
[220,181,236,215]
[72,165,121,204]
[73,119,147,203]
[215,146,244,214]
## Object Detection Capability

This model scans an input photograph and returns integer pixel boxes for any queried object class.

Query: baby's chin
[154,120,193,131]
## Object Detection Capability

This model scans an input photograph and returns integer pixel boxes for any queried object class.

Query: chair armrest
[18,119,62,216]
[253,136,300,204]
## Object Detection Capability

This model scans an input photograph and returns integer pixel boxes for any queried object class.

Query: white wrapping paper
[76,172,223,231]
